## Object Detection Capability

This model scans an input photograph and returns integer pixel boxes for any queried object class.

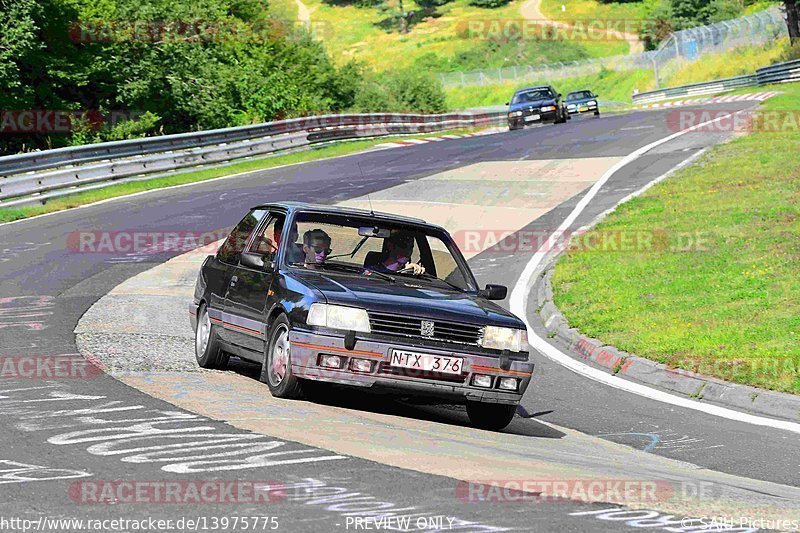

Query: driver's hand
[400,262,425,275]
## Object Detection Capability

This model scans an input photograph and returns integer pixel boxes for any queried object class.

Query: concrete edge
[534,258,800,423]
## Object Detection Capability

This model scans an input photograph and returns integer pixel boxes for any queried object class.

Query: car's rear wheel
[466,401,516,431]
[261,314,303,399]
[195,304,229,369]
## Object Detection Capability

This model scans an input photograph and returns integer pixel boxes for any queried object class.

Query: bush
[353,68,447,113]
[467,0,511,8]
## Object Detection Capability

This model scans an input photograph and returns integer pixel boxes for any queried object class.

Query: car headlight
[567,104,576,108]
[589,100,597,106]
[508,111,523,118]
[540,106,556,112]
[307,303,371,333]
[481,326,526,352]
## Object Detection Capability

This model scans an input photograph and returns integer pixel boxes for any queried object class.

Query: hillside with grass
[444,36,794,109]
[303,0,630,72]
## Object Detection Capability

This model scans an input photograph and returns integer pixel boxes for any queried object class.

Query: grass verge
[446,67,655,108]
[0,129,483,224]
[551,83,800,394]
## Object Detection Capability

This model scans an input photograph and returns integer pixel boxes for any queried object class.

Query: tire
[594,111,601,117]
[555,109,567,124]
[466,401,516,431]
[261,314,303,399]
[508,123,522,131]
[195,304,229,369]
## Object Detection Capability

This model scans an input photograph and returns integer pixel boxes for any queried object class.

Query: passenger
[368,230,425,275]
[275,218,304,264]
[302,229,332,267]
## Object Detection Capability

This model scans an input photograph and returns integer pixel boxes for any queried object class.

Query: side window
[218,209,267,265]
[426,235,469,291]
[247,215,281,262]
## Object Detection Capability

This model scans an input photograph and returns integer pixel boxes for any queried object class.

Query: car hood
[509,99,557,112]
[288,270,524,329]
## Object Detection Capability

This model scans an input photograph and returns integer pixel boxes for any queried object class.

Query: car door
[213,208,268,344]
[222,211,283,358]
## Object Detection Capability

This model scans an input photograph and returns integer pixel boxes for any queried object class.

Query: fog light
[472,374,493,388]
[498,377,519,391]
[319,355,342,369]
[350,358,373,373]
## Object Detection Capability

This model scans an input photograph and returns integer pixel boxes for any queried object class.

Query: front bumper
[289,330,533,405]
[567,103,599,115]
[508,110,558,128]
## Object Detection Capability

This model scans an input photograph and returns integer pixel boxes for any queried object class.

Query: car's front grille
[368,312,484,346]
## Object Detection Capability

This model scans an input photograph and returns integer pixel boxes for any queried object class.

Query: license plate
[579,106,589,112]
[389,349,463,375]
[524,114,540,122]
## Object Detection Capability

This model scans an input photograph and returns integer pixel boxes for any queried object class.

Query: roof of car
[567,90,592,95]
[251,201,436,227]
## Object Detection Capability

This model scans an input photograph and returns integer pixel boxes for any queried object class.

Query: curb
[533,261,800,423]
[632,91,780,110]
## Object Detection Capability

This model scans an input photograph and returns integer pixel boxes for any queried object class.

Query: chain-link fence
[438,7,787,90]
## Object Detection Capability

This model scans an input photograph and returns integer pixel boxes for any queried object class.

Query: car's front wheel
[261,314,303,399]
[195,304,229,369]
[466,401,516,431]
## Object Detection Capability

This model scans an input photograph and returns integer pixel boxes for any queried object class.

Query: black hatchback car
[190,202,533,430]
[506,85,569,130]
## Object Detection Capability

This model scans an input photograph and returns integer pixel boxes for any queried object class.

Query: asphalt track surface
[0,102,797,532]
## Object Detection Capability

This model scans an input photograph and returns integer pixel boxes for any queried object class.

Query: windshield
[511,89,554,104]
[283,212,477,292]
[567,91,594,101]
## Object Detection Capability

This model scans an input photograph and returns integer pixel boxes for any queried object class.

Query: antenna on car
[357,162,375,216]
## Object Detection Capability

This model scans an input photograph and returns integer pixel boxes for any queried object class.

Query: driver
[302,229,332,267]
[368,230,425,275]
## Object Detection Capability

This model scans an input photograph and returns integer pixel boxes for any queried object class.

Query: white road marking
[510,108,800,435]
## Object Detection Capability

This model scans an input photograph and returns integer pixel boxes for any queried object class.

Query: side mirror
[557,93,562,98]
[479,284,507,301]
[504,102,510,106]
[240,252,273,272]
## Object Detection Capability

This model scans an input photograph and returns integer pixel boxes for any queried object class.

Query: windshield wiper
[314,262,397,283]
[410,272,464,292]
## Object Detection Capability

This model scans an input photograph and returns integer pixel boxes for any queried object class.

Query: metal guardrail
[632,58,800,104]
[756,58,800,85]
[0,111,505,208]
[631,74,758,104]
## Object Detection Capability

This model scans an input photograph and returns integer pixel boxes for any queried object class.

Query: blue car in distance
[565,90,600,117]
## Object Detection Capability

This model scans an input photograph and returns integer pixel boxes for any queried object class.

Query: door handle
[230,276,238,286]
